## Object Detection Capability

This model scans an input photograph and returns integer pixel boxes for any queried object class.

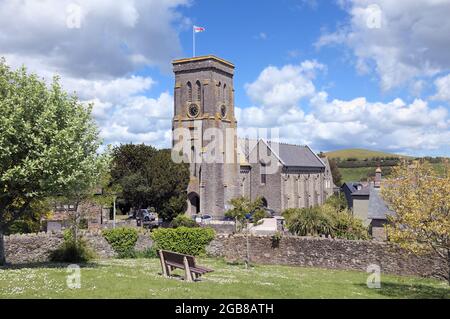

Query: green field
[340,163,446,183]
[325,148,409,160]
[0,258,448,299]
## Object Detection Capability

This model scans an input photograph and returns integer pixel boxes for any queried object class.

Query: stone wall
[207,234,448,280]
[5,232,447,281]
[4,231,153,264]
[4,233,64,264]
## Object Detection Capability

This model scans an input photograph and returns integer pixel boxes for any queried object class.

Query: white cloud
[238,60,450,155]
[316,0,450,91]
[245,60,324,109]
[432,73,450,102]
[92,92,173,148]
[254,32,268,40]
[0,0,188,148]
[0,0,189,78]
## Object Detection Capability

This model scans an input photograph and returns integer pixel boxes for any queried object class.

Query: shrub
[134,247,158,259]
[325,193,348,211]
[329,209,369,240]
[151,227,215,256]
[282,205,369,240]
[170,214,198,228]
[103,227,139,258]
[50,231,95,263]
[271,231,282,248]
[283,207,334,236]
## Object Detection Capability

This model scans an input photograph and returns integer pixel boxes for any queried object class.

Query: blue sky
[0,0,449,156]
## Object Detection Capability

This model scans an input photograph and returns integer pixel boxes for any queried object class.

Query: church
[171,55,334,219]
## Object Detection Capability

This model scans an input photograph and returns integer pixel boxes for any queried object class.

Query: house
[341,167,395,240]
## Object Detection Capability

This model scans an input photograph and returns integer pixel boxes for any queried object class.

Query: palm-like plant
[283,207,333,237]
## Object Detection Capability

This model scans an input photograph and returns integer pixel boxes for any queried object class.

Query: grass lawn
[0,258,448,299]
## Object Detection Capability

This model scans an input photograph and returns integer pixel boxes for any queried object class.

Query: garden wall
[4,232,447,281]
[207,234,448,280]
[4,231,153,264]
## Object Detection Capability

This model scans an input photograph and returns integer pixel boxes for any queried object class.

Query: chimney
[374,167,382,188]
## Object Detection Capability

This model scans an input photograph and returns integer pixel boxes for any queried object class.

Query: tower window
[260,163,267,184]
[191,145,197,177]
[196,81,201,101]
[187,82,192,102]
[223,83,227,103]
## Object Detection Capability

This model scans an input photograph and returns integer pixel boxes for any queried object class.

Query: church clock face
[188,103,199,117]
[220,104,227,118]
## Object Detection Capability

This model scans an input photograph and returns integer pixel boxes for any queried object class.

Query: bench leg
[183,257,193,282]
[158,250,169,278]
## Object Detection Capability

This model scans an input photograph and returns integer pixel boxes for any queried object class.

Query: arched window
[223,83,227,103]
[191,145,196,177]
[217,82,221,100]
[261,197,268,208]
[260,163,267,184]
[196,81,201,101]
[187,82,192,102]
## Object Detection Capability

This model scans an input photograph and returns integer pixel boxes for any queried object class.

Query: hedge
[151,227,215,256]
[102,227,139,258]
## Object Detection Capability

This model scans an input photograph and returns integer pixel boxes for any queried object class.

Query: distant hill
[324,148,410,160]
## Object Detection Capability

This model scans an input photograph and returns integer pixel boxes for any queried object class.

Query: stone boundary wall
[4,232,447,281]
[4,231,153,264]
[207,234,448,280]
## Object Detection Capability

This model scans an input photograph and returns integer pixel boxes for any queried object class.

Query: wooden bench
[158,250,213,282]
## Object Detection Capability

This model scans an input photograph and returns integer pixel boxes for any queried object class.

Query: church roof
[237,138,325,168]
[267,141,325,168]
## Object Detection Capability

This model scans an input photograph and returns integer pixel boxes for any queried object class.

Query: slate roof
[266,141,325,168]
[368,187,395,220]
[351,185,371,196]
[343,182,370,196]
[238,139,325,168]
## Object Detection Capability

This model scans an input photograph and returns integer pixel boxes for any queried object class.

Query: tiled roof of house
[368,187,396,220]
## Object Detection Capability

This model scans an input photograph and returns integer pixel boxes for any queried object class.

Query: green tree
[225,197,268,269]
[329,158,342,186]
[6,199,51,235]
[382,160,450,284]
[0,59,106,265]
[110,144,189,221]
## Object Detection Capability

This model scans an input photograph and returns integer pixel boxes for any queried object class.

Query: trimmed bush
[151,227,215,256]
[103,227,139,258]
[170,214,198,228]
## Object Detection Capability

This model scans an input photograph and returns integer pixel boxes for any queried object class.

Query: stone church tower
[172,56,240,218]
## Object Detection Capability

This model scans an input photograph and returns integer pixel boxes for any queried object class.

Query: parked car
[192,214,213,224]
[135,208,161,228]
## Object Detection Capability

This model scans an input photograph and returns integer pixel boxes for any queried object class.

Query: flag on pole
[193,25,205,33]
[193,25,205,57]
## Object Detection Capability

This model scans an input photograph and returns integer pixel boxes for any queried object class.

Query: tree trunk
[0,229,6,266]
[245,229,250,270]
[447,250,450,286]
